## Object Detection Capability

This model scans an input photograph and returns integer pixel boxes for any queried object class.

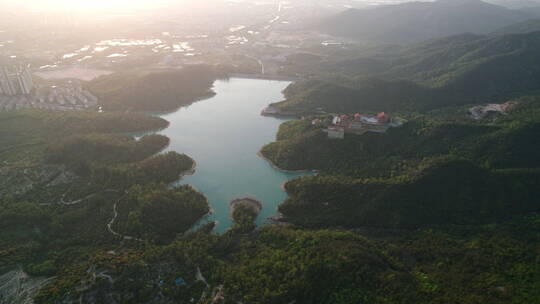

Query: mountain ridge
[319,0,535,44]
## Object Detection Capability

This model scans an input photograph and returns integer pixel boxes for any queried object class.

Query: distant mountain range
[319,0,538,44]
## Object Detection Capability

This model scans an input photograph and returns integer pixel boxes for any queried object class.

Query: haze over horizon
[3,0,540,15]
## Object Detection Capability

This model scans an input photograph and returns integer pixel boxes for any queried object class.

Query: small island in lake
[229,197,262,219]
[230,197,263,233]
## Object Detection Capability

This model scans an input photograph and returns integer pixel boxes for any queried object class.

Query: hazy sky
[3,0,424,12]
[1,0,187,12]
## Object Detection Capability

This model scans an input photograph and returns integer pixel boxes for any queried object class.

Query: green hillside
[265,96,540,173]
[278,31,540,113]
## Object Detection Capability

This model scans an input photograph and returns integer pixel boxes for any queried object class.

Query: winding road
[106,193,143,241]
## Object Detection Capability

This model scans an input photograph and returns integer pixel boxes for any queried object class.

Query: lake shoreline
[176,157,197,182]
[227,73,302,82]
[159,78,310,233]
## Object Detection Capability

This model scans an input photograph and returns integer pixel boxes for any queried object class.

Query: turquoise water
[158,78,309,233]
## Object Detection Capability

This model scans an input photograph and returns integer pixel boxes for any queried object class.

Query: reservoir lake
[158,78,310,233]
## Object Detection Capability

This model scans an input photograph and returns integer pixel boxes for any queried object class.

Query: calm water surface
[158,78,309,233]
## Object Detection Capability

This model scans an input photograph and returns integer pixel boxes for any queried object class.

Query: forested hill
[86,65,226,112]
[262,95,540,231]
[318,0,534,44]
[277,30,540,113]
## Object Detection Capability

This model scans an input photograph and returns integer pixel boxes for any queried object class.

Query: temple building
[325,112,401,139]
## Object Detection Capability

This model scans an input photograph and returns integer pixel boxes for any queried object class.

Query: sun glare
[20,0,171,12]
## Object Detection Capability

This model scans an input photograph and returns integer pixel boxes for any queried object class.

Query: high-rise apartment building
[0,63,34,96]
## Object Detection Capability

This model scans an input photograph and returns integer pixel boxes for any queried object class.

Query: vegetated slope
[45,133,169,167]
[86,65,225,112]
[0,109,208,284]
[261,118,498,174]
[0,110,168,163]
[278,31,540,113]
[263,96,540,229]
[266,96,540,174]
[280,159,540,229]
[492,19,540,34]
[2,107,539,303]
[276,78,431,113]
[31,217,540,303]
[0,110,196,203]
[32,227,421,304]
[113,184,209,244]
[319,0,534,44]
[217,228,418,304]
